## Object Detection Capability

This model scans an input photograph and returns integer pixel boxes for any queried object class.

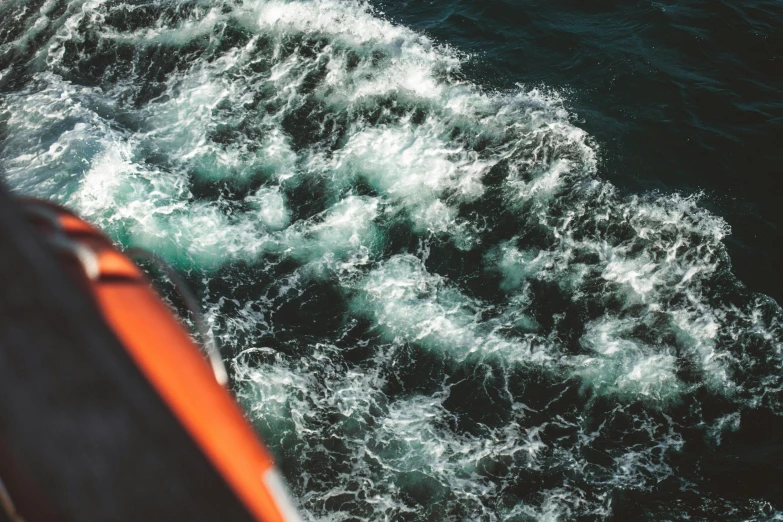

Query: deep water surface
[1,0,782,520]
[373,0,783,304]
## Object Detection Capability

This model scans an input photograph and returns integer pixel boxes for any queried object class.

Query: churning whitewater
[1,0,782,519]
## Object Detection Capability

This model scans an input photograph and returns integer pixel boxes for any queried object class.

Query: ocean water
[1,0,782,520]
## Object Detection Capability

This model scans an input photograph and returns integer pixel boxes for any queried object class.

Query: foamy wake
[1,0,781,519]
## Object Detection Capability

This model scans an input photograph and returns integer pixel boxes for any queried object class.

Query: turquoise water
[1,0,782,519]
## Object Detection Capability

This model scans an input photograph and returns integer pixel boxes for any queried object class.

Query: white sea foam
[2,0,782,519]
[574,318,682,402]
[354,255,549,364]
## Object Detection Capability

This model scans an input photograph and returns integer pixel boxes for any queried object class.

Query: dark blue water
[374,0,783,305]
[1,0,782,520]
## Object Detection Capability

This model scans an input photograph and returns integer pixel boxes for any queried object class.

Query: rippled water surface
[1,0,782,519]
